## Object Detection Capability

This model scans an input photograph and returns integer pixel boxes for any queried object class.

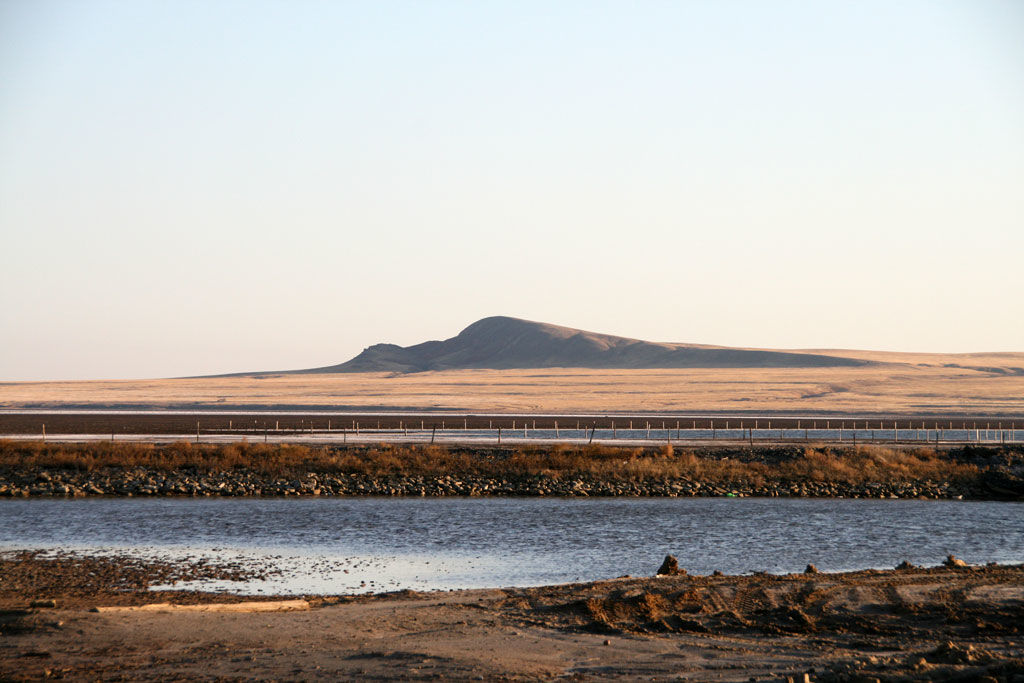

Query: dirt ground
[1,553,1022,681]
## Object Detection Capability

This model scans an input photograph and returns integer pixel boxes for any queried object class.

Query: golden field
[2,349,1023,414]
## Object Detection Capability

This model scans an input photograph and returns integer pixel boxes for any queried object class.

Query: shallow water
[3,497,1021,595]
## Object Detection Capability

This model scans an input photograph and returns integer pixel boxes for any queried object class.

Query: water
[2,497,1021,595]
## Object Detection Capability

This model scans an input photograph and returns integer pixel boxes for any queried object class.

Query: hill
[295,316,870,373]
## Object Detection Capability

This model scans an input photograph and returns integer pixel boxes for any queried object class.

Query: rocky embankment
[0,466,1020,499]
[2,443,1022,500]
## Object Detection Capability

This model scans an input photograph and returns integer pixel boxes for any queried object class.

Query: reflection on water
[2,497,1021,594]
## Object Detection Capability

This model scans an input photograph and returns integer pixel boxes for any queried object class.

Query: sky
[1,0,1022,381]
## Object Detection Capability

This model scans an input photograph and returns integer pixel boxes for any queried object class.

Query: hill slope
[296,317,870,373]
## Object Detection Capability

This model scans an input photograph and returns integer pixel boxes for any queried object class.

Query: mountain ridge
[289,316,871,373]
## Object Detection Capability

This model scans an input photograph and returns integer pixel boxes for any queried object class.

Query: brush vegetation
[0,440,987,487]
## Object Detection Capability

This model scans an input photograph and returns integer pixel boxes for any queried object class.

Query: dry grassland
[0,440,981,485]
[2,350,1023,414]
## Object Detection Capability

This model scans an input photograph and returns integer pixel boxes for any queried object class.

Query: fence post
[431,426,436,444]
[42,424,46,444]
[196,421,200,444]
[497,426,502,444]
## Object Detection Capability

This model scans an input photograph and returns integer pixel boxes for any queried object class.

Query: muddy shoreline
[1,551,1022,681]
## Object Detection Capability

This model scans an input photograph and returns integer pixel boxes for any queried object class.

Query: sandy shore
[1,552,1022,681]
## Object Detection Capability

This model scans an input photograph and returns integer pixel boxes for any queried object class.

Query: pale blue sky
[1,0,1022,380]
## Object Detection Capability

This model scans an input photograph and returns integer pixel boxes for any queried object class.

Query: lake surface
[3,497,1021,595]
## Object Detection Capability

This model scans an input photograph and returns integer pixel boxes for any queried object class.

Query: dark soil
[499,564,1024,681]
[0,551,284,609]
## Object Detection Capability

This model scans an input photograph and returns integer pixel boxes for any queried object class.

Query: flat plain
[3,349,1024,414]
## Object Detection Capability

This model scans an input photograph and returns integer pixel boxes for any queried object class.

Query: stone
[30,599,57,608]
[804,564,819,574]
[895,560,917,570]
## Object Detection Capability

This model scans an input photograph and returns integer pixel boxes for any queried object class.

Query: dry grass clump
[776,446,978,484]
[0,440,316,475]
[0,440,981,485]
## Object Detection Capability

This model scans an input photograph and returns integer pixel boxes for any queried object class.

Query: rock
[656,555,685,576]
[895,560,917,570]
[30,599,57,608]
[928,640,992,664]
[943,554,968,567]
[804,564,819,574]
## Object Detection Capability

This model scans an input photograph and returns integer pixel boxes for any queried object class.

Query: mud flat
[1,551,1022,681]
